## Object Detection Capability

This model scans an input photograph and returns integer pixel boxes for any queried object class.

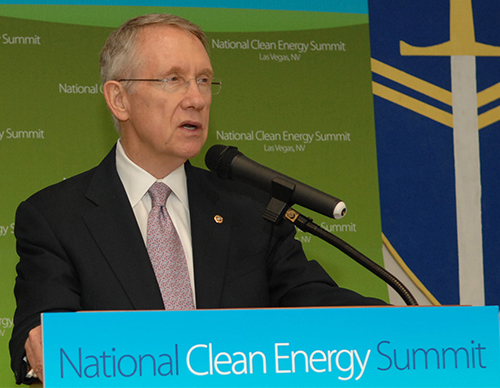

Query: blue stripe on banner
[0,0,368,14]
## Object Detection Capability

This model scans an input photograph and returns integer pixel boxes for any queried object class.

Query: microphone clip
[262,177,296,224]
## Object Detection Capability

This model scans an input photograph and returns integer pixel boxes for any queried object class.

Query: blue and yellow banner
[370,0,500,306]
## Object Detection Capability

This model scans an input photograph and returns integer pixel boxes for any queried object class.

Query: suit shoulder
[22,167,97,209]
[22,146,117,208]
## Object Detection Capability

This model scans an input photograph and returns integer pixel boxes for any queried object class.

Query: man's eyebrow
[161,66,182,76]
[198,68,214,76]
[160,67,214,77]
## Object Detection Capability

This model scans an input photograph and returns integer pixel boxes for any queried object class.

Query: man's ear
[103,81,130,122]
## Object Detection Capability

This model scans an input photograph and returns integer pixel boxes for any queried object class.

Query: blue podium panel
[42,306,500,388]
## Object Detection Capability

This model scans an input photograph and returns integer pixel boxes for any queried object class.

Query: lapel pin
[214,215,224,224]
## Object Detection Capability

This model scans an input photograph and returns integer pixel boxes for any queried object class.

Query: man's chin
[177,143,206,162]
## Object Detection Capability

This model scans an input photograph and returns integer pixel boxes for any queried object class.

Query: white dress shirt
[115,140,196,305]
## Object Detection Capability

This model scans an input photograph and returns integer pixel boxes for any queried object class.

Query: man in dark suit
[10,13,386,385]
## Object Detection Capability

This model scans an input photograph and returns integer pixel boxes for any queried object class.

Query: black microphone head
[205,145,241,179]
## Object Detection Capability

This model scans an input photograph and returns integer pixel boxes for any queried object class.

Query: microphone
[205,145,347,219]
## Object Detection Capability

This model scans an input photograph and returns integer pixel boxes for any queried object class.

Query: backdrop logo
[211,37,346,63]
[0,223,14,237]
[2,33,41,45]
[211,38,345,53]
[215,130,352,153]
[0,128,44,141]
[319,222,357,233]
[0,317,13,337]
[59,83,103,94]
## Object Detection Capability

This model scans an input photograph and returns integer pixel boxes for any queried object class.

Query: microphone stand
[263,178,419,306]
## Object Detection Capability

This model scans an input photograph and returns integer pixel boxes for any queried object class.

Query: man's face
[119,25,213,172]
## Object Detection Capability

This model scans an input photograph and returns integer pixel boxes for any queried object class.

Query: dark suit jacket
[10,146,385,383]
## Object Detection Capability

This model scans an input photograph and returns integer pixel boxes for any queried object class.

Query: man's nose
[182,79,210,109]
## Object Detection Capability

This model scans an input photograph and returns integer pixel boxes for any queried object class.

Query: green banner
[0,5,386,386]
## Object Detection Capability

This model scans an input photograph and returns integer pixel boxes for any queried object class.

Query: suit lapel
[186,163,232,309]
[82,147,164,310]
[80,151,231,310]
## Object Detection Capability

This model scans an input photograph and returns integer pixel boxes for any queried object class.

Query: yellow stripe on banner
[381,233,441,306]
[371,58,453,106]
[477,81,500,108]
[372,82,454,128]
[479,105,500,129]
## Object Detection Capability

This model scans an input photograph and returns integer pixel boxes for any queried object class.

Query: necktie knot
[149,182,172,208]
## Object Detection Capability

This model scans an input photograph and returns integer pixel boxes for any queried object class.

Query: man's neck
[120,139,186,179]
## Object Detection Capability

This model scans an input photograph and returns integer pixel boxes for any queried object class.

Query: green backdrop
[0,4,387,386]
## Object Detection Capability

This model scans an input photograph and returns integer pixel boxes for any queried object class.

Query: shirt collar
[115,140,188,209]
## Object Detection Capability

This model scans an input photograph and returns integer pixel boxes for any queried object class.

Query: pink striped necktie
[147,181,194,310]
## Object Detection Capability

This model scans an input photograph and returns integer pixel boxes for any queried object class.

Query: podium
[42,306,500,387]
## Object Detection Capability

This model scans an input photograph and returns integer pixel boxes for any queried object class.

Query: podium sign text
[42,306,500,387]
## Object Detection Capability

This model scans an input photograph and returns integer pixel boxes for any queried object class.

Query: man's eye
[165,76,183,84]
[197,77,210,85]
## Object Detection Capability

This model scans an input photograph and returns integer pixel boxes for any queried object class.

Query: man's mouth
[180,121,201,130]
